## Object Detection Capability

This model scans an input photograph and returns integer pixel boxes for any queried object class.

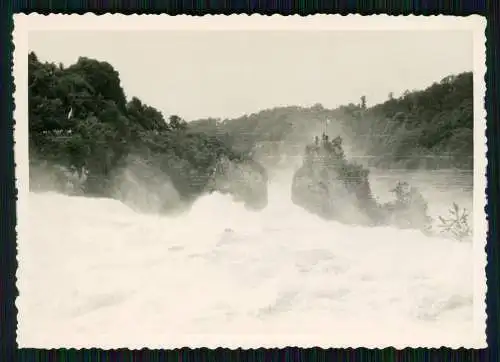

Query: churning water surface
[17,170,478,348]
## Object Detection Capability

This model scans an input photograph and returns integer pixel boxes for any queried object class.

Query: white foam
[17,174,479,348]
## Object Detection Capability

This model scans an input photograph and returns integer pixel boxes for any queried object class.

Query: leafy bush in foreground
[437,203,472,241]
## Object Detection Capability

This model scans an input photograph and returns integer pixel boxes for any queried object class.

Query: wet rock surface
[291,134,431,231]
[211,157,268,211]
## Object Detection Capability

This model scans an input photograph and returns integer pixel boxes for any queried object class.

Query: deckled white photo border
[13,14,488,349]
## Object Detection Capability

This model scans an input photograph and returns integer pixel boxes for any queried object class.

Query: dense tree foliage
[190,73,474,170]
[341,72,474,169]
[28,52,268,212]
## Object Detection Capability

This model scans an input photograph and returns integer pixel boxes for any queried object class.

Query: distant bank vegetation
[28,52,473,239]
[190,71,473,170]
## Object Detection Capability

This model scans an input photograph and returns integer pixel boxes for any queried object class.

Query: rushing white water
[17,170,478,348]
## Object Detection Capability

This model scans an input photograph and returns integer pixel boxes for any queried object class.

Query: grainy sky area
[29,30,472,121]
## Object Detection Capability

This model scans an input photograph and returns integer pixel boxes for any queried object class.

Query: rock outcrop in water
[107,154,268,214]
[291,133,431,231]
[209,156,268,210]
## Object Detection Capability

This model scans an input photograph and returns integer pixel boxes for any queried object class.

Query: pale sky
[28,30,472,121]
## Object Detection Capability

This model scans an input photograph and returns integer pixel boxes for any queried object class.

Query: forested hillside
[28,49,473,214]
[189,72,474,170]
[28,52,268,212]
[343,72,473,169]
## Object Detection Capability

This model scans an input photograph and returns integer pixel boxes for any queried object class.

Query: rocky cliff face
[211,157,268,210]
[291,134,431,231]
[108,153,268,214]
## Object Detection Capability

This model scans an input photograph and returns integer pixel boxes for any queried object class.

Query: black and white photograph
[14,15,487,348]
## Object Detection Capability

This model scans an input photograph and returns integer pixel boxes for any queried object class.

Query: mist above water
[17,168,475,348]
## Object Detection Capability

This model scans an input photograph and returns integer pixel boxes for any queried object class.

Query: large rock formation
[291,134,431,231]
[209,156,268,210]
[111,154,269,213]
